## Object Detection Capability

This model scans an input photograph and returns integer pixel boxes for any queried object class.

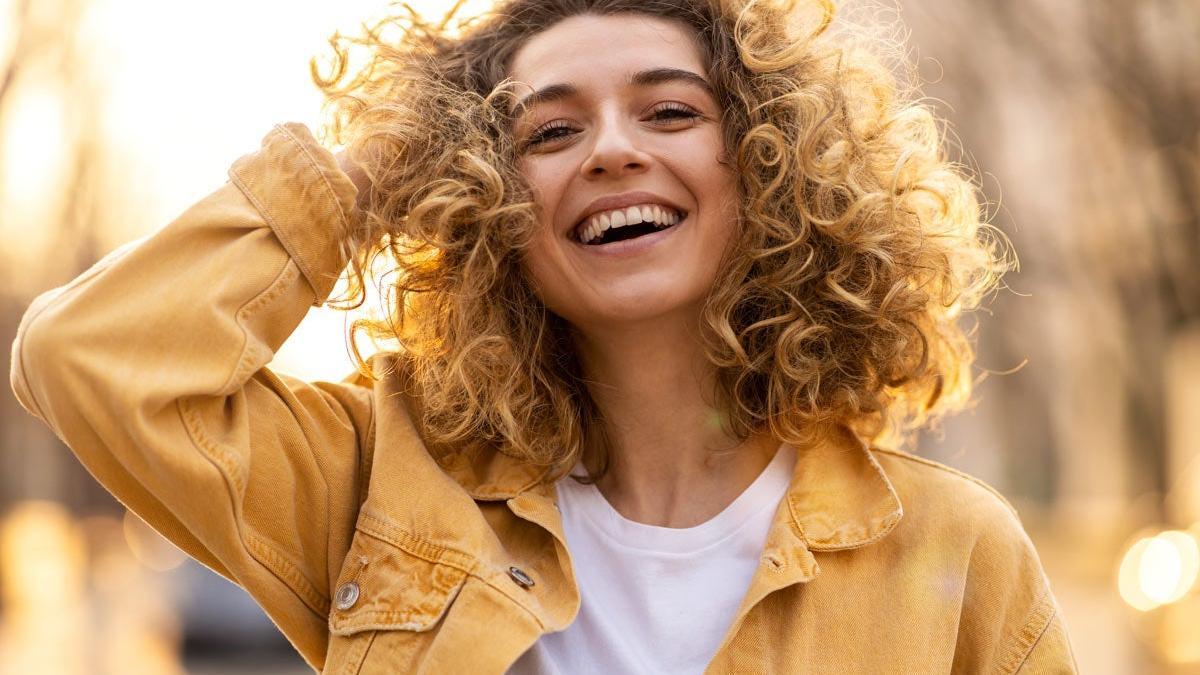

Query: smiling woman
[321,0,997,479]
[10,0,1078,672]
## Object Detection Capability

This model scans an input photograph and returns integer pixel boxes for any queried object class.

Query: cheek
[517,163,565,284]
[689,158,739,231]
[516,210,570,309]
[519,157,569,224]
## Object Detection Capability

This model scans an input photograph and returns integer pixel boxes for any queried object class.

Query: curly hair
[312,0,1010,481]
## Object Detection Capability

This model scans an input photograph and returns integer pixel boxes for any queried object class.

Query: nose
[579,112,652,179]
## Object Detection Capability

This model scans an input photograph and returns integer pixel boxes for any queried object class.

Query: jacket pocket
[324,527,469,675]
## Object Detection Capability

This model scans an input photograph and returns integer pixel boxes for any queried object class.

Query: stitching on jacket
[228,150,322,304]
[273,123,352,236]
[357,513,476,571]
[355,514,549,631]
[340,628,376,675]
[1001,594,1058,674]
[173,254,332,620]
[799,444,905,552]
[331,580,467,632]
[177,399,330,620]
[359,389,377,508]
[268,123,354,305]
[178,401,244,495]
[245,530,332,615]
[222,260,296,394]
[467,572,549,631]
[871,446,1020,518]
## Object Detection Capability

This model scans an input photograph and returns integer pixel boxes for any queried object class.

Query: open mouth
[573,205,687,246]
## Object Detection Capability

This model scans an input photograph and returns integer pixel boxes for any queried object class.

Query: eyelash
[523,102,702,149]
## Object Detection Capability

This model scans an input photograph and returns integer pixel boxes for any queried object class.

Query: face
[508,13,738,333]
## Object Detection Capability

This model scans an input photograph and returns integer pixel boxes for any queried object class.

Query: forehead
[507,13,706,89]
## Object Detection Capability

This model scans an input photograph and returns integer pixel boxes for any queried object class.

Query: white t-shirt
[509,443,797,675]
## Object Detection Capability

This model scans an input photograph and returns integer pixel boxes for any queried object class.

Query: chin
[557,289,707,329]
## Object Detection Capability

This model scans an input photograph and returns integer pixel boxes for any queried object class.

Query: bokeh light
[1118,530,1200,612]
[0,502,88,675]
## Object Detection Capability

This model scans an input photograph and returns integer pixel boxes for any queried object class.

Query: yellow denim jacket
[9,123,1078,674]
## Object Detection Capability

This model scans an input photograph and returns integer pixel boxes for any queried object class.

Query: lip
[568,190,689,240]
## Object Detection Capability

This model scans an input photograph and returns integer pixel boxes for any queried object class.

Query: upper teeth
[578,204,682,244]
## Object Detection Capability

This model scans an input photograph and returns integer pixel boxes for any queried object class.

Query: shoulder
[870,445,1023,532]
[869,448,1071,672]
[868,445,1048,576]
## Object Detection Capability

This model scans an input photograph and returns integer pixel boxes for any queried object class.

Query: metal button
[334,581,360,610]
[508,566,535,588]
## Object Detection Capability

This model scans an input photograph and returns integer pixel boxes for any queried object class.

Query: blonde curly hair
[313,0,1009,481]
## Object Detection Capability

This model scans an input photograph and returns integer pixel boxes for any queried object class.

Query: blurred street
[2,0,1198,672]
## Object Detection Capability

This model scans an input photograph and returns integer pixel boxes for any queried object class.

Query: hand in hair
[335,150,371,208]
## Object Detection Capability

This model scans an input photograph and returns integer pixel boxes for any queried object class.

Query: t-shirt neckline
[558,442,796,555]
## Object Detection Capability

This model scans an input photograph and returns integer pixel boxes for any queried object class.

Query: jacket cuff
[228,122,360,306]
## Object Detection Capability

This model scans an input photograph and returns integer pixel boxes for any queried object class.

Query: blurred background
[0,0,1197,672]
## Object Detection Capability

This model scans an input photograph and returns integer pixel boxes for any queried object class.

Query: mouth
[572,204,688,246]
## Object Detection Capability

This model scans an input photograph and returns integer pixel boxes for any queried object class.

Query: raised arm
[8,122,372,670]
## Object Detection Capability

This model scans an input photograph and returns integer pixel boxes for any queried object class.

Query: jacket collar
[783,425,904,550]
[444,422,903,552]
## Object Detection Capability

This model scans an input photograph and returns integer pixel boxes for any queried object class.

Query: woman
[9,0,1078,672]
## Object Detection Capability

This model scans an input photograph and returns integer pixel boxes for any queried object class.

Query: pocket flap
[328,528,468,636]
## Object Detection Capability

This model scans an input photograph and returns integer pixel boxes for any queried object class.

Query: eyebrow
[513,67,714,113]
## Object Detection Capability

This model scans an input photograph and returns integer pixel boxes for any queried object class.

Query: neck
[572,311,780,528]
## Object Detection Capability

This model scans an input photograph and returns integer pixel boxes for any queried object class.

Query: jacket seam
[356,512,476,571]
[468,573,548,631]
[223,259,296,393]
[331,586,466,632]
[871,446,1020,518]
[173,255,331,619]
[177,399,329,619]
[1001,594,1057,674]
[359,398,377,508]
[233,123,349,307]
[344,629,376,675]
[354,514,548,631]
[226,165,312,301]
[801,445,905,552]
[272,123,353,239]
[246,530,332,615]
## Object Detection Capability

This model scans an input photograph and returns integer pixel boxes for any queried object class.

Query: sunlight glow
[270,250,398,381]
[3,0,498,378]
[65,0,491,380]
[0,84,68,261]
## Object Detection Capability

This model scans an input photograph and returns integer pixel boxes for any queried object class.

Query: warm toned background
[2,0,1198,672]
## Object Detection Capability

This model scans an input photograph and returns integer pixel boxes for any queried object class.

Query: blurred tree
[899,0,1199,527]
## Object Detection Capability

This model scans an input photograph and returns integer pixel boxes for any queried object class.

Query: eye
[523,120,577,150]
[647,102,702,125]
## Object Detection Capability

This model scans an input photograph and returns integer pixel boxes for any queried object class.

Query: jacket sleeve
[950,489,1080,675]
[7,122,372,671]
